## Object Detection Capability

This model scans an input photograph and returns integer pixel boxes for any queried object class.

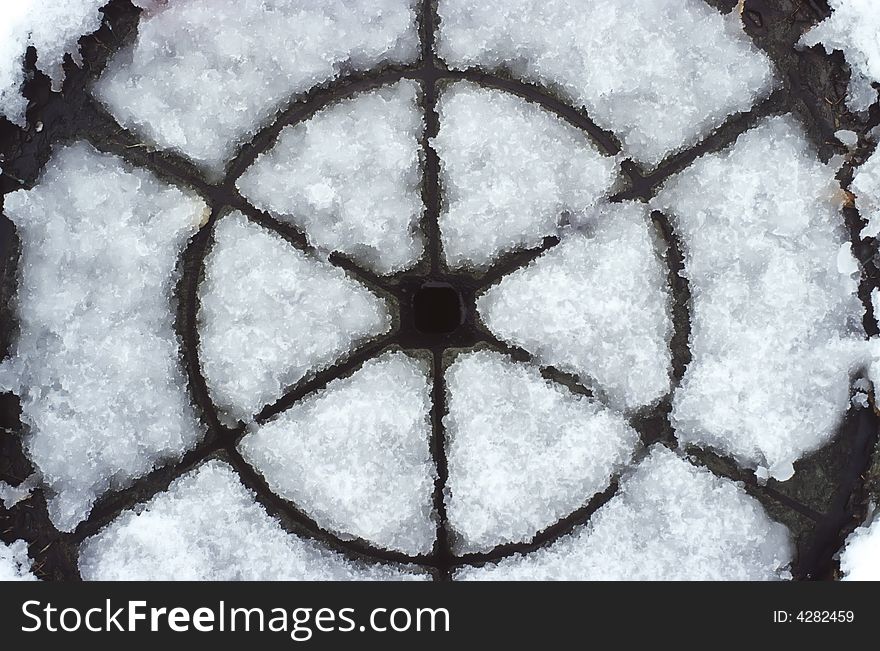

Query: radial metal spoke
[70,431,235,544]
[477,330,600,401]
[230,195,398,297]
[1,0,878,583]
[476,235,561,289]
[451,478,621,568]
[223,66,417,185]
[254,333,398,424]
[226,447,433,567]
[438,67,622,157]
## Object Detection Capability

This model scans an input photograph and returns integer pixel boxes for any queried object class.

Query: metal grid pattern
[1,0,878,581]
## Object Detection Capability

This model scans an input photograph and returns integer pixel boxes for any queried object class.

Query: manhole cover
[1,0,879,583]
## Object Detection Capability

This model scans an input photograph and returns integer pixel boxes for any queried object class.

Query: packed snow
[198,212,391,424]
[239,351,436,555]
[93,0,420,178]
[835,129,859,149]
[238,80,424,275]
[799,0,880,112]
[839,511,880,580]
[0,0,106,126]
[0,539,38,581]
[477,202,672,412]
[0,142,205,532]
[0,474,37,509]
[436,0,775,166]
[78,460,425,580]
[456,446,793,580]
[433,82,618,268]
[444,351,639,553]
[654,116,865,481]
[852,145,880,239]
[871,290,880,405]
[2,0,874,585]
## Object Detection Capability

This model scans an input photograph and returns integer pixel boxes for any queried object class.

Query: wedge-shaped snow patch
[853,146,880,238]
[456,446,792,580]
[444,350,639,553]
[436,0,775,166]
[0,142,205,532]
[839,513,880,580]
[0,540,38,581]
[78,461,425,580]
[93,0,420,178]
[799,0,880,112]
[477,202,672,411]
[239,351,436,556]
[237,81,424,275]
[433,82,618,268]
[199,212,391,423]
[654,116,864,481]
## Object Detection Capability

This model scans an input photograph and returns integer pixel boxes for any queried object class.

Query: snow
[872,291,880,404]
[839,510,880,580]
[837,242,860,276]
[852,146,880,239]
[799,0,880,112]
[1,0,870,583]
[834,129,859,148]
[0,474,37,509]
[477,202,672,412]
[436,0,775,167]
[78,460,425,580]
[433,81,618,268]
[0,142,205,532]
[444,350,639,553]
[237,80,424,275]
[653,115,865,481]
[198,212,391,424]
[239,351,436,555]
[0,540,38,581]
[456,445,793,580]
[93,0,420,178]
[851,379,870,409]
[0,0,107,126]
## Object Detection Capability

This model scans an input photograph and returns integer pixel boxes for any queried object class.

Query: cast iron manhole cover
[1,0,879,582]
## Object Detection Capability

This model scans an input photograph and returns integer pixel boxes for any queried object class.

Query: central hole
[413,283,463,334]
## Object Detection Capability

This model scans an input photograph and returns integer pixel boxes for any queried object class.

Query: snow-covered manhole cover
[1,0,880,582]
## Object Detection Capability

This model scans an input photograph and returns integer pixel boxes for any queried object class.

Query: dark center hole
[413,283,464,334]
